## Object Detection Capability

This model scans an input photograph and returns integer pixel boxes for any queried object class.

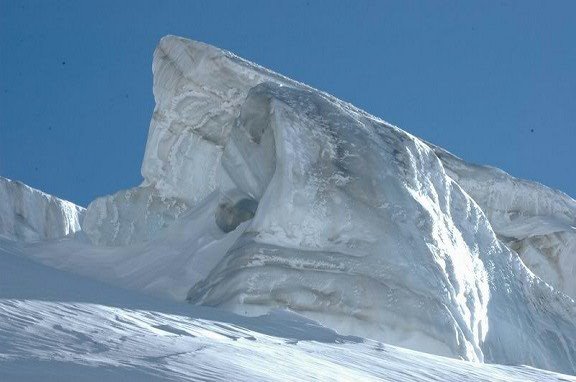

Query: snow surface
[2,35,576,380]
[1,242,574,382]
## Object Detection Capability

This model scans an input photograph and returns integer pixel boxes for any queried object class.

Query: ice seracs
[83,185,189,246]
[432,146,576,299]
[79,36,576,373]
[0,176,84,242]
[185,82,491,362]
[2,36,576,376]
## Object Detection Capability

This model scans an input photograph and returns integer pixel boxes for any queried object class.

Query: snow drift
[2,36,576,376]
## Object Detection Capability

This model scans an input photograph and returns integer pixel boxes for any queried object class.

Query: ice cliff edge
[0,176,84,242]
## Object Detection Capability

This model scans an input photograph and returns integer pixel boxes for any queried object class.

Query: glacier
[0,177,84,242]
[433,146,576,299]
[1,35,576,380]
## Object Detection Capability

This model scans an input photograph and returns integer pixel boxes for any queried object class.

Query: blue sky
[1,0,574,206]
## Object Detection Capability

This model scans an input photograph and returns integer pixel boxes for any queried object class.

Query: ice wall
[83,185,189,246]
[186,82,492,362]
[433,146,576,299]
[0,177,84,242]
[76,36,576,373]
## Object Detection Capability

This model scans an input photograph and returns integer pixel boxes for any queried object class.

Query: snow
[0,176,84,242]
[1,243,574,382]
[432,145,576,299]
[1,35,576,380]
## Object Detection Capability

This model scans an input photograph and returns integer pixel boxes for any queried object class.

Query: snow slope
[1,242,574,382]
[2,35,576,379]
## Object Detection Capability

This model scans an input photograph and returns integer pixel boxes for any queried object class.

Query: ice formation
[0,176,84,242]
[82,185,189,246]
[433,146,576,299]
[2,36,576,377]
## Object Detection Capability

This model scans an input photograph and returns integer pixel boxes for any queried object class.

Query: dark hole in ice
[215,198,259,233]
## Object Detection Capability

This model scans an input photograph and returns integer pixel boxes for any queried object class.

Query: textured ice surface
[0,176,84,242]
[83,185,189,246]
[186,82,493,363]
[433,146,576,299]
[3,36,576,377]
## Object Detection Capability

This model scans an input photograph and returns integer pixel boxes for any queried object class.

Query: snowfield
[1,36,575,381]
[1,243,574,382]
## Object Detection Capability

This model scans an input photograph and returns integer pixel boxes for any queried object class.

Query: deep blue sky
[1,1,574,206]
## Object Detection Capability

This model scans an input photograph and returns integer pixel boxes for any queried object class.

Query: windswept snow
[1,244,574,382]
[1,35,576,380]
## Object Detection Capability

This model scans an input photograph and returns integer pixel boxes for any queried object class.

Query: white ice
[0,177,84,242]
[1,35,576,379]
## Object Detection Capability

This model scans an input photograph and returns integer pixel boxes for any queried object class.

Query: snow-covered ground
[1,36,575,380]
[1,241,574,382]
